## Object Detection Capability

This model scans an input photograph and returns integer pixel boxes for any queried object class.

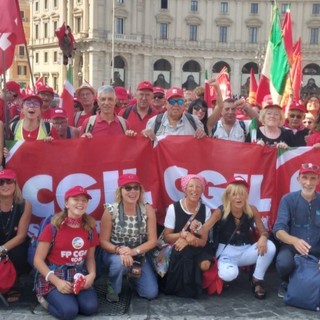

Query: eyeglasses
[168,99,184,106]
[0,179,15,186]
[154,95,164,100]
[52,121,67,127]
[303,120,313,124]
[301,163,319,171]
[123,185,140,191]
[193,105,207,112]
[289,114,303,119]
[24,100,41,108]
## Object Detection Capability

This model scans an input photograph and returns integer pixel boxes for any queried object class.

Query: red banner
[5,136,320,235]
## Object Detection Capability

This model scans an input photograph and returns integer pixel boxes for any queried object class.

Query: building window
[53,0,58,8]
[219,26,228,43]
[161,0,168,9]
[312,4,320,14]
[44,52,48,63]
[75,17,82,33]
[116,18,124,34]
[35,25,39,39]
[53,21,57,32]
[160,23,168,39]
[53,76,58,91]
[19,46,25,56]
[221,2,228,13]
[17,65,27,75]
[35,52,39,63]
[35,1,39,11]
[44,23,48,38]
[311,28,319,44]
[189,25,198,41]
[248,27,257,43]
[117,0,124,3]
[281,4,289,14]
[191,1,198,12]
[251,3,258,14]
[44,0,48,9]
[53,51,58,63]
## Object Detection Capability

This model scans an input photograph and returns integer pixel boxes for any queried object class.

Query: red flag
[35,77,45,91]
[282,7,293,65]
[0,0,26,75]
[291,39,302,101]
[216,67,232,100]
[248,68,258,106]
[204,82,213,108]
[60,80,75,126]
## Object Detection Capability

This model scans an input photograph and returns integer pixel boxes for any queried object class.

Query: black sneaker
[106,283,119,303]
[277,281,288,298]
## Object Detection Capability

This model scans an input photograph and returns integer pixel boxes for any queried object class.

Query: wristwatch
[0,245,8,256]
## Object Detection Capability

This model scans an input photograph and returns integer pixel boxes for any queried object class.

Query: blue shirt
[273,191,320,255]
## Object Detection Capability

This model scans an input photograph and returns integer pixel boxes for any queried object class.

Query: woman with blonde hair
[100,173,158,301]
[34,186,99,319]
[202,176,276,299]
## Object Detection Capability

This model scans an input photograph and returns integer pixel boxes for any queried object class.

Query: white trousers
[216,240,276,282]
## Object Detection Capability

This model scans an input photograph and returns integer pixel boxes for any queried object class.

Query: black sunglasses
[0,179,15,186]
[289,114,302,119]
[123,185,140,192]
[193,105,207,112]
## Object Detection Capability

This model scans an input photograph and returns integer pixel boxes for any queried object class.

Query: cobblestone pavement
[0,265,319,320]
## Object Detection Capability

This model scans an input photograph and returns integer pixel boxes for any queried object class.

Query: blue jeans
[103,252,158,299]
[275,244,297,281]
[45,287,98,320]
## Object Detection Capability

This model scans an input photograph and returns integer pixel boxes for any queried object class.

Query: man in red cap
[151,87,166,113]
[50,108,79,139]
[114,86,128,114]
[283,101,309,146]
[0,81,22,123]
[142,86,206,140]
[37,85,55,122]
[119,81,158,133]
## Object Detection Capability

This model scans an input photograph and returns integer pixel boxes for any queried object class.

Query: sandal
[251,278,266,299]
[6,289,21,303]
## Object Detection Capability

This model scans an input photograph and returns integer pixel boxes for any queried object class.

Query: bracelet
[45,270,54,282]
[114,245,120,254]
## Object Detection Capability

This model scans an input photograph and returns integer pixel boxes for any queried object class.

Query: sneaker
[106,283,119,303]
[37,295,48,310]
[277,281,288,298]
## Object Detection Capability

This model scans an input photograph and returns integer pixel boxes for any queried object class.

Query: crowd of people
[1,78,320,318]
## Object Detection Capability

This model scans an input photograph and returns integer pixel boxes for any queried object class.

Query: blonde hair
[51,208,96,231]
[221,184,253,220]
[259,106,285,126]
[0,181,24,205]
[114,185,145,206]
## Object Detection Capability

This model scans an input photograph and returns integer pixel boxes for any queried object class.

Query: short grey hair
[97,85,115,98]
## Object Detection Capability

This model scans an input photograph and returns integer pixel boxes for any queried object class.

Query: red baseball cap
[5,81,21,96]
[118,173,141,187]
[288,101,306,113]
[114,86,128,100]
[65,186,92,200]
[153,86,165,95]
[0,169,16,180]
[166,87,184,100]
[299,163,320,175]
[51,108,67,119]
[37,85,54,95]
[227,176,250,189]
[262,95,281,109]
[137,81,153,92]
[22,94,43,106]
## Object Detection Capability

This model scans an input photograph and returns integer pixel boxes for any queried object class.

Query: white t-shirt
[164,199,211,229]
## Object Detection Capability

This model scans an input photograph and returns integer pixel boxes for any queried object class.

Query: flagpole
[25,44,35,92]
[111,0,115,85]
[1,50,10,141]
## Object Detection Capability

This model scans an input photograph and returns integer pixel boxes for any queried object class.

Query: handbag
[0,254,17,294]
[284,254,320,311]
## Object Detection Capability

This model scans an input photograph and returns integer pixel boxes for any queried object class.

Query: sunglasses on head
[123,185,140,192]
[193,105,207,112]
[289,114,302,119]
[168,98,184,106]
[0,179,15,186]
[301,163,319,171]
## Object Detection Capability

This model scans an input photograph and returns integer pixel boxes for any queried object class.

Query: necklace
[0,205,14,238]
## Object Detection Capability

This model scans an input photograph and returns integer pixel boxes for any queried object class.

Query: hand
[81,132,93,139]
[276,142,289,149]
[44,136,54,142]
[120,254,134,267]
[256,139,265,147]
[256,236,267,256]
[174,237,188,251]
[293,238,311,255]
[125,129,137,137]
[141,128,156,141]
[194,128,207,139]
[83,273,95,289]
[190,219,202,233]
[3,147,9,158]
[117,246,131,256]
[56,279,73,294]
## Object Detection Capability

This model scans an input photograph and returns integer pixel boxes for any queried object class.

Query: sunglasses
[24,100,41,108]
[154,95,164,100]
[301,163,319,171]
[289,114,303,119]
[0,179,15,186]
[168,99,184,106]
[193,105,207,112]
[123,185,140,192]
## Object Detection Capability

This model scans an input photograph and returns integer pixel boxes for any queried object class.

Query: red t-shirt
[307,132,320,146]
[39,224,99,266]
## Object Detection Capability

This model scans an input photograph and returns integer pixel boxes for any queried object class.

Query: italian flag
[60,79,75,126]
[256,6,290,106]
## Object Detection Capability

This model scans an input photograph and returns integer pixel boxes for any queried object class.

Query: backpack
[121,105,134,119]
[84,115,127,133]
[154,112,197,134]
[211,120,246,137]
